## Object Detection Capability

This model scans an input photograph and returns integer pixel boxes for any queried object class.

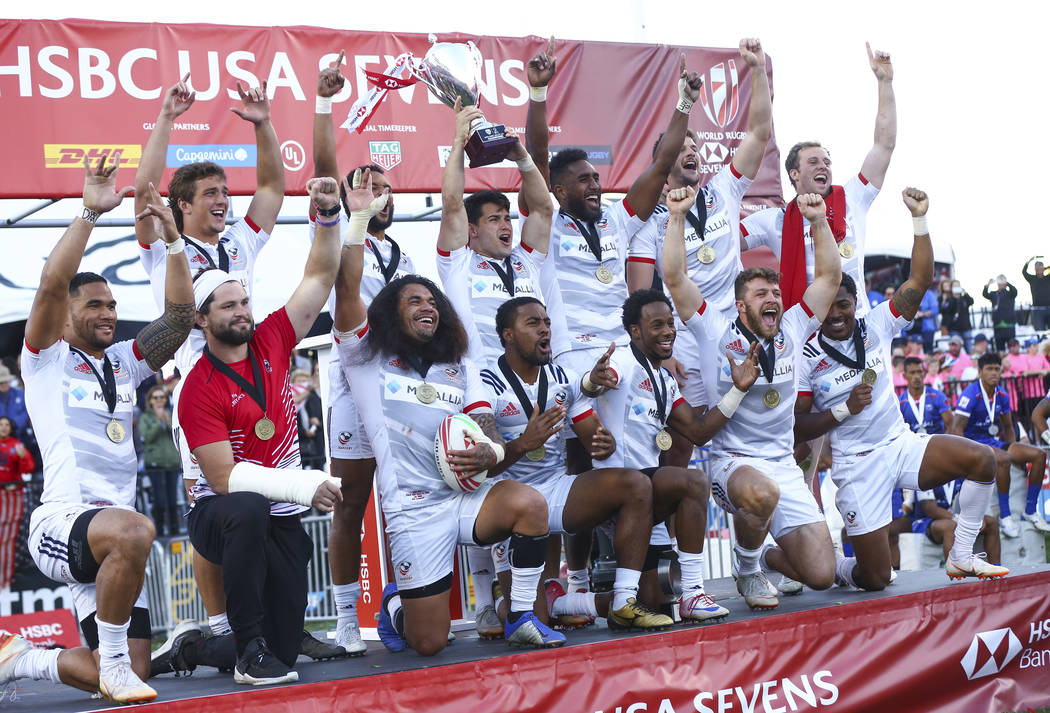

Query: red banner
[0,19,782,205]
[0,609,81,649]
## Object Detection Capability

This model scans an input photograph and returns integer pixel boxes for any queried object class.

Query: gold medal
[254,417,276,441]
[696,245,716,264]
[595,265,614,284]
[861,368,877,386]
[106,419,125,444]
[416,383,438,404]
[838,242,854,259]
[525,446,546,461]
[655,429,673,451]
[763,387,781,408]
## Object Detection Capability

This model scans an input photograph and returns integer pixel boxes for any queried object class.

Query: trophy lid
[414,40,484,110]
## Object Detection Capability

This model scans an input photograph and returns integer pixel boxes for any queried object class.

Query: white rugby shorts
[709,454,825,539]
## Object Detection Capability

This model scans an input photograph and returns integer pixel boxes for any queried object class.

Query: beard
[744,303,780,340]
[369,203,394,233]
[212,321,254,346]
[565,193,601,223]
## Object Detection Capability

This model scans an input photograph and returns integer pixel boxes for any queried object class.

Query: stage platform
[15,564,1050,713]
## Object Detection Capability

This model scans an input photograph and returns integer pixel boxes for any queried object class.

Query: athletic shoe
[775,575,803,596]
[543,579,591,629]
[504,612,567,648]
[99,661,158,704]
[1021,511,1050,533]
[333,620,367,657]
[735,571,779,610]
[889,569,898,585]
[999,515,1020,538]
[758,544,802,595]
[233,637,298,686]
[946,553,1010,580]
[607,598,674,631]
[679,591,729,623]
[150,621,203,677]
[0,633,32,685]
[475,604,504,639]
[300,630,350,660]
[378,582,407,653]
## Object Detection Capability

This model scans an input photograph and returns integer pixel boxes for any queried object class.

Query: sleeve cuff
[245,215,261,233]
[571,408,594,424]
[463,401,492,414]
[627,256,656,264]
[800,300,815,318]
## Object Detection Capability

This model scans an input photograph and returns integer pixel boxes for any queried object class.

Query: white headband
[193,270,248,311]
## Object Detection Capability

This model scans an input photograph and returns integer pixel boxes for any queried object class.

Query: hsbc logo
[698,142,728,164]
[698,60,740,128]
[961,628,1022,679]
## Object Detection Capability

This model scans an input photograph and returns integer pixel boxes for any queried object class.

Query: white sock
[208,613,232,637]
[12,646,61,682]
[552,591,598,618]
[333,582,361,627]
[509,564,543,615]
[96,617,130,673]
[951,479,993,562]
[611,568,641,610]
[836,557,857,588]
[678,549,706,593]
[734,543,762,576]
[566,568,589,592]
[467,545,496,610]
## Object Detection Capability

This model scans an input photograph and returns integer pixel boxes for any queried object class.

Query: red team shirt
[179,308,304,515]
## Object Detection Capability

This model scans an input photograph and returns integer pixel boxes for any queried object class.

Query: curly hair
[621,289,672,332]
[363,276,468,365]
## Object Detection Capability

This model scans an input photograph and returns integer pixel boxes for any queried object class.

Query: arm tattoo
[470,412,505,446]
[892,286,922,321]
[135,299,195,370]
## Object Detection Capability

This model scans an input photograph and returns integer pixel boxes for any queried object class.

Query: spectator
[883,285,896,303]
[0,366,30,443]
[867,285,884,308]
[291,369,324,470]
[971,333,990,359]
[906,286,939,352]
[892,354,907,389]
[943,335,974,381]
[940,280,975,351]
[983,274,1018,352]
[1005,337,1050,421]
[905,333,926,359]
[139,386,182,537]
[1023,256,1050,331]
[0,416,31,589]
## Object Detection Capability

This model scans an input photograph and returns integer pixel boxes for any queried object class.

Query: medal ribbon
[497,357,547,419]
[181,235,230,272]
[734,318,776,384]
[204,345,268,419]
[684,191,708,242]
[629,343,669,424]
[368,236,402,285]
[562,210,603,263]
[818,320,867,372]
[488,257,517,297]
[69,347,117,418]
[401,354,433,383]
[980,384,997,429]
[907,388,927,430]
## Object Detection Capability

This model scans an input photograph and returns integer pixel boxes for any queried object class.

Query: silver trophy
[414,40,516,168]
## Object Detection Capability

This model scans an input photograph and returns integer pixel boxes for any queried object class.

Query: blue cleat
[378,582,407,653]
[504,611,567,648]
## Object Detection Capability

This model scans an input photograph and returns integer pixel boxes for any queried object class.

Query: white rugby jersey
[336,323,492,514]
[593,348,685,470]
[798,300,911,458]
[629,166,752,316]
[139,218,268,377]
[541,199,646,356]
[685,301,819,461]
[22,338,154,509]
[310,215,414,316]
[438,243,545,363]
[480,361,593,487]
[741,173,878,316]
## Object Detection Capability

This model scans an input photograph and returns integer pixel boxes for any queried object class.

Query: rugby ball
[434,413,488,492]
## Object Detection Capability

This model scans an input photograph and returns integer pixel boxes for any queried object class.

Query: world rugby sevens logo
[698,60,740,128]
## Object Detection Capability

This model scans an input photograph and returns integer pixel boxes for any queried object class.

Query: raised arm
[132,182,195,370]
[858,43,896,189]
[515,131,554,253]
[731,39,772,180]
[520,37,556,214]
[668,344,760,444]
[661,186,704,319]
[135,75,195,245]
[25,157,133,351]
[798,194,841,319]
[890,188,933,322]
[310,51,346,220]
[624,55,703,221]
[437,101,483,253]
[333,169,388,331]
[233,81,285,234]
[285,177,342,340]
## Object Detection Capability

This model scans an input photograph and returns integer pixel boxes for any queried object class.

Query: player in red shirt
[178,177,343,686]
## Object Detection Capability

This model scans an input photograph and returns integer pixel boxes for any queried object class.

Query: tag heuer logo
[369,141,402,170]
[960,628,1022,680]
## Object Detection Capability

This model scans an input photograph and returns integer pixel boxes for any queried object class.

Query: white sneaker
[679,591,730,623]
[99,660,158,704]
[0,633,31,685]
[999,515,1020,538]
[946,553,1010,580]
[889,569,898,585]
[334,620,367,657]
[474,604,504,639]
[775,575,803,595]
[1021,511,1050,533]
[735,571,779,610]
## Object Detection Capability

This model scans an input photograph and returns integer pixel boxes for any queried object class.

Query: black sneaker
[150,622,203,678]
[299,630,347,660]
[233,637,299,686]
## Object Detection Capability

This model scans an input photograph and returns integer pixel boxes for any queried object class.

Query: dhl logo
[44,144,142,168]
